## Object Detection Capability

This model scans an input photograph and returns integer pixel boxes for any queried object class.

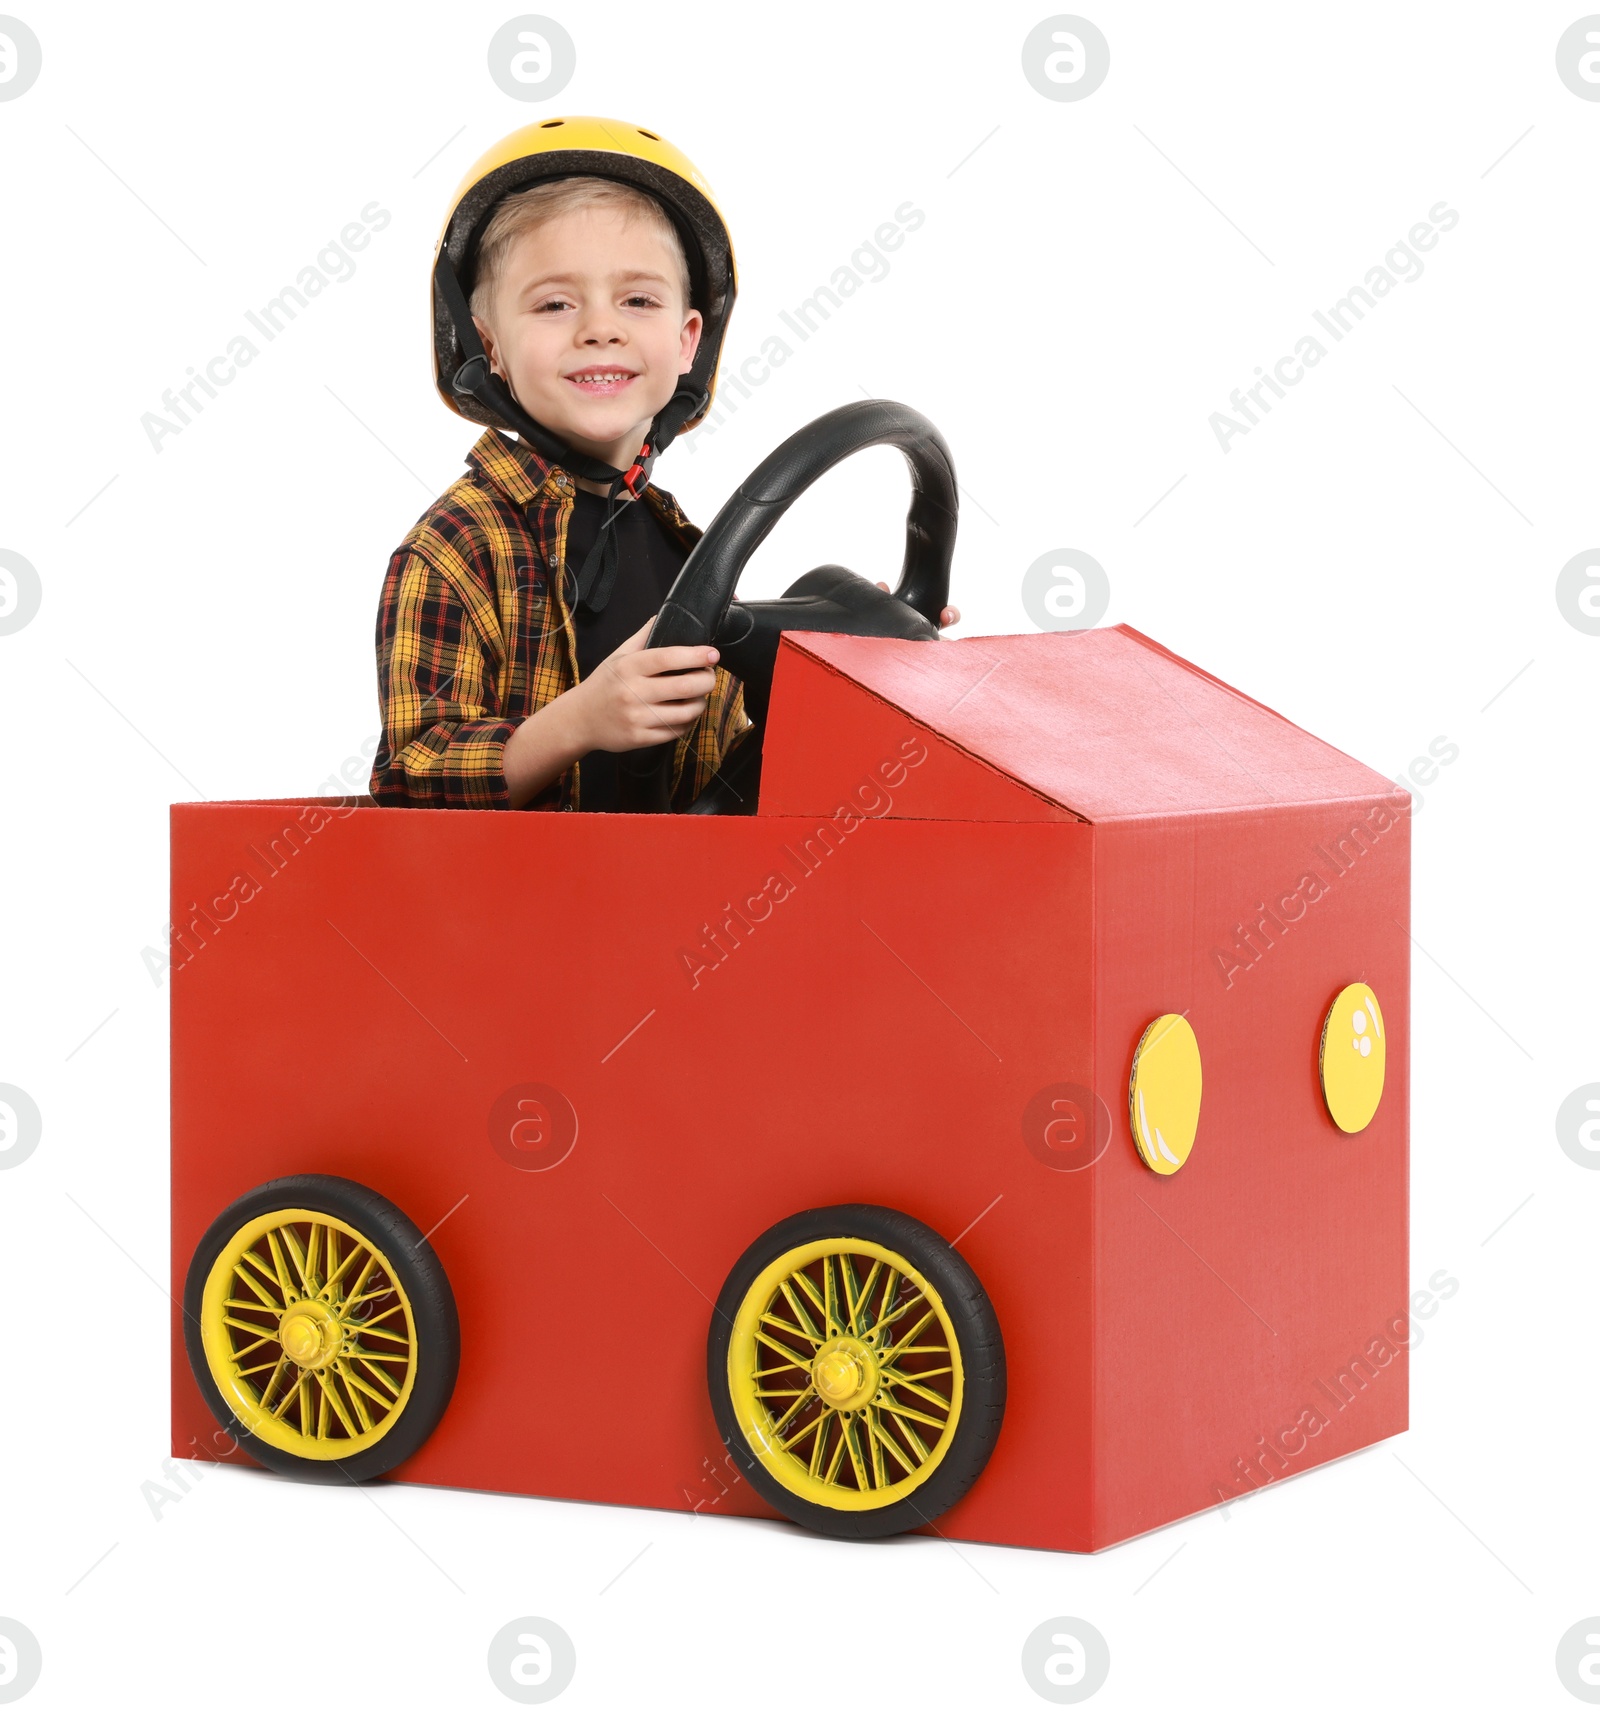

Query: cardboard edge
[171,794,378,811]
[1111,624,1403,796]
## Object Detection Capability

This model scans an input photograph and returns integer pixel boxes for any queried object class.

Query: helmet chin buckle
[451,354,506,417]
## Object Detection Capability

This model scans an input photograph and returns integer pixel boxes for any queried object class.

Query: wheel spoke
[229,1334,278,1363]
[757,1309,817,1348]
[334,1363,376,1432]
[223,1315,281,1345]
[295,1372,314,1434]
[349,1373,379,1434]
[777,1409,823,1453]
[754,1330,813,1371]
[229,1260,283,1313]
[778,1278,822,1344]
[335,1254,378,1317]
[791,1266,828,1324]
[345,1318,407,1344]
[808,1409,836,1478]
[888,1408,931,1464]
[266,1230,299,1306]
[822,1256,841,1337]
[769,1385,819,1442]
[349,1356,402,1402]
[322,1370,360,1437]
[839,1253,862,1332]
[841,1414,869,1489]
[875,1391,946,1432]
[344,1355,406,1396]
[865,1407,887,1489]
[848,1260,882,1335]
[257,1355,290,1408]
[305,1223,323,1296]
[822,1417,849,1484]
[320,1245,365,1305]
[345,1369,375,1437]
[881,1368,952,1412]
[278,1225,311,1296]
[866,1408,915,1477]
[879,1308,938,1365]
[242,1248,290,1305]
[860,1288,926,1345]
[316,1376,331,1439]
[268,1364,303,1418]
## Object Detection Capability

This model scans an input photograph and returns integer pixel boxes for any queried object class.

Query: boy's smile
[473,204,702,490]
[564,366,639,397]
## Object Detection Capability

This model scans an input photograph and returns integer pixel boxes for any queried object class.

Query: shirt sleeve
[371,547,529,810]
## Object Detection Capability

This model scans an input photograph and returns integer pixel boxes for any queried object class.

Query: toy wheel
[183,1174,460,1484]
[708,1204,1005,1538]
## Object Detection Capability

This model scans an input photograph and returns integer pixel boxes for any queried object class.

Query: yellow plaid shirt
[371,427,748,810]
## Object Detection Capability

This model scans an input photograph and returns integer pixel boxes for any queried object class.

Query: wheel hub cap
[278,1300,343,1370]
[812,1336,879,1411]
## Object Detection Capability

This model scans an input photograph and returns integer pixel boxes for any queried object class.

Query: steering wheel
[618,399,958,815]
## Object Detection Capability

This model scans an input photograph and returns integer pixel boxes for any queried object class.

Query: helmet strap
[572,470,645,615]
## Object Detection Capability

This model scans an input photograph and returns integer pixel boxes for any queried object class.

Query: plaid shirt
[371,427,748,811]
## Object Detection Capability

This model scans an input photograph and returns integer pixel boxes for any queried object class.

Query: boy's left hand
[874,580,960,629]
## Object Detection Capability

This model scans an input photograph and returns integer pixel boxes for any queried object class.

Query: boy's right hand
[569,618,721,753]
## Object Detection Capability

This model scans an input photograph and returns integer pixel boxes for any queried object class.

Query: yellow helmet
[431,115,737,485]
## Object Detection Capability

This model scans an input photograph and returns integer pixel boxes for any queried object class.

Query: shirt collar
[464,426,689,529]
[465,427,569,508]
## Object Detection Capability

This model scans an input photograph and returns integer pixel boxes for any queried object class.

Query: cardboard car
[170,404,1409,1551]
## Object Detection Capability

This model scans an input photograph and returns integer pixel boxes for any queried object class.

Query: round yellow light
[1319,983,1386,1132]
[1128,1013,1202,1175]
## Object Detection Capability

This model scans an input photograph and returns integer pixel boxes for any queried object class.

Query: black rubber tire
[707,1204,1006,1539]
[182,1174,460,1484]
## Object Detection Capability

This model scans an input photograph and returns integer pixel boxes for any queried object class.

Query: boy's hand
[571,618,721,752]
[875,581,960,629]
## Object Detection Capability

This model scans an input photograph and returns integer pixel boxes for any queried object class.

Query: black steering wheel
[618,399,958,815]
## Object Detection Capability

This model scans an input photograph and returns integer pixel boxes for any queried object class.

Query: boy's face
[473,204,703,486]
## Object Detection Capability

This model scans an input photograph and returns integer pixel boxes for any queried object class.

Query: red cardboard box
[171,624,1409,1550]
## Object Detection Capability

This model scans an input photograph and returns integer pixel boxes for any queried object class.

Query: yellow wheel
[709,1205,1005,1538]
[183,1176,459,1483]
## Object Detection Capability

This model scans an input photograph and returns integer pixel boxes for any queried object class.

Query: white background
[1,1,1596,1714]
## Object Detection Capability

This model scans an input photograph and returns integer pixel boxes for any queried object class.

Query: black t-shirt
[564,486,688,812]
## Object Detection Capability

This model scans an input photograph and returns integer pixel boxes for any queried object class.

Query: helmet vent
[636,128,660,140]
[540,119,564,128]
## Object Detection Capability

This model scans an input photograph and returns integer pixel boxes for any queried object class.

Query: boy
[372,118,955,812]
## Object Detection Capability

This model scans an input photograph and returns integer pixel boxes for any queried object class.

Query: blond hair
[468,177,692,321]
